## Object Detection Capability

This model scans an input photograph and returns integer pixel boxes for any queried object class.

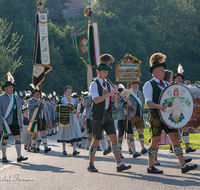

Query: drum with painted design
[158,83,200,129]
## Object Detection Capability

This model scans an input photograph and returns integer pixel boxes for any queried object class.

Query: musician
[143,52,197,173]
[116,85,141,159]
[0,79,28,162]
[88,54,131,172]
[173,73,196,153]
[28,89,52,153]
[129,81,147,154]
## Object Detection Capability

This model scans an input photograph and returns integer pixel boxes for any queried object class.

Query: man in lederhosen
[129,81,147,154]
[173,72,196,154]
[28,89,51,153]
[88,54,131,172]
[0,77,28,162]
[143,53,197,174]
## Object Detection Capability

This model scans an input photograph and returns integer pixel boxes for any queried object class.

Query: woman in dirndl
[57,85,82,156]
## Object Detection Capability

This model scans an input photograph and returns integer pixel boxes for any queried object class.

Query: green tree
[0,18,22,84]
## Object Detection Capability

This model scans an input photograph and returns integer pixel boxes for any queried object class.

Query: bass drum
[158,83,200,129]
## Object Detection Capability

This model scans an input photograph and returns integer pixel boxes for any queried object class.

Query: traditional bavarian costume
[0,81,28,162]
[143,54,197,174]
[88,62,131,172]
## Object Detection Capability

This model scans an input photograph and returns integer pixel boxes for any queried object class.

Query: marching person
[57,86,82,156]
[88,54,131,172]
[143,53,197,174]
[173,66,196,154]
[129,81,147,154]
[28,89,52,153]
[0,73,28,162]
[21,106,32,151]
[116,85,141,159]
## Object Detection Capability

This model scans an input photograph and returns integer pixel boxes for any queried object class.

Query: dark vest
[80,103,84,114]
[12,97,18,126]
[92,79,111,114]
[149,80,162,115]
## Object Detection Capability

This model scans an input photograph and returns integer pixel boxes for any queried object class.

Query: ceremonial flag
[32,13,52,88]
[74,32,91,67]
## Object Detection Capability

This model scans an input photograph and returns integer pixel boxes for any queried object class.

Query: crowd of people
[0,53,198,174]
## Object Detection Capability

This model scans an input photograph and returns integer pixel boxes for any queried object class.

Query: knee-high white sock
[15,140,22,158]
[100,137,106,151]
[129,138,136,154]
[62,142,66,151]
[73,142,76,152]
[1,142,7,158]
[41,136,47,145]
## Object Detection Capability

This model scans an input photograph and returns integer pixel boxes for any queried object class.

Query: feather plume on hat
[48,93,52,99]
[118,84,125,89]
[178,63,184,74]
[56,96,59,101]
[15,91,18,96]
[42,92,46,97]
[98,54,115,65]
[19,91,23,97]
[7,72,15,83]
[53,91,56,96]
[149,53,166,67]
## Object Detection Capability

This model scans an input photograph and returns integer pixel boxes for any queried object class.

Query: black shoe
[133,152,141,158]
[120,153,124,159]
[87,164,98,172]
[37,147,40,152]
[128,149,133,154]
[17,156,28,162]
[147,166,163,174]
[44,147,51,153]
[73,150,80,156]
[103,146,111,156]
[141,147,147,154]
[186,147,196,153]
[63,151,68,155]
[182,163,198,173]
[27,148,31,152]
[2,157,8,162]
[169,147,174,153]
[33,148,37,153]
[46,134,51,136]
[185,158,192,163]
[154,161,161,166]
[117,164,131,172]
[97,146,101,151]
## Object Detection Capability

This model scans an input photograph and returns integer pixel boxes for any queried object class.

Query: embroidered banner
[59,105,71,127]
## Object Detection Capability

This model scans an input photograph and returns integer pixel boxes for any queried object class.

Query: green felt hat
[173,73,184,80]
[25,95,31,100]
[94,62,112,70]
[71,94,80,98]
[129,81,141,85]
[149,62,166,73]
[32,89,40,95]
[2,81,15,89]
[22,106,28,112]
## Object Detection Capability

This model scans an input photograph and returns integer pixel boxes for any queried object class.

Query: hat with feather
[94,54,115,70]
[173,63,184,80]
[30,84,40,95]
[149,53,167,73]
[118,84,125,92]
[2,72,15,89]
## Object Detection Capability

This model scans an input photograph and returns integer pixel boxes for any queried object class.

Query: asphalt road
[0,130,200,190]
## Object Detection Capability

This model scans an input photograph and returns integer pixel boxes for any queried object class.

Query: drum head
[159,84,194,129]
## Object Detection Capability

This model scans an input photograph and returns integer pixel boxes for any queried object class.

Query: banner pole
[126,82,129,132]
[40,84,42,131]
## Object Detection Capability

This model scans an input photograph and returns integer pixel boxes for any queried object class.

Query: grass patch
[134,126,200,150]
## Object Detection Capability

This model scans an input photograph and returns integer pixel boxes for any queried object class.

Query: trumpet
[106,77,134,112]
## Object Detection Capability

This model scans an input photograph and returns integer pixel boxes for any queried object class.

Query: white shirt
[143,77,168,104]
[89,77,113,110]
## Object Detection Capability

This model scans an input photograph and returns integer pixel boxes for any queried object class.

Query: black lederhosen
[148,112,178,137]
[92,109,116,140]
[118,120,133,138]
[86,119,92,134]
[37,118,46,131]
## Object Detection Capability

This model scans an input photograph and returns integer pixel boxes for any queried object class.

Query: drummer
[173,73,196,154]
[143,52,197,174]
